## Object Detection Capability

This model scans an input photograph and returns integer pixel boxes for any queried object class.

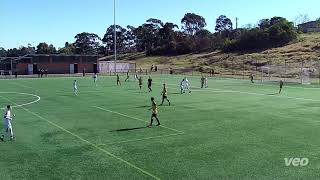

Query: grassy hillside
[105,33,320,76]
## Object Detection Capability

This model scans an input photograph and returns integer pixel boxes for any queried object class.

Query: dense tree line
[0,13,298,57]
[223,17,297,51]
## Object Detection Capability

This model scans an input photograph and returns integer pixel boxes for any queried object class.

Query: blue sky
[1,0,319,49]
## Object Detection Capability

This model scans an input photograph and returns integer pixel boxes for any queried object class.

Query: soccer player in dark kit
[148,76,153,92]
[279,80,284,94]
[160,84,171,106]
[148,97,160,128]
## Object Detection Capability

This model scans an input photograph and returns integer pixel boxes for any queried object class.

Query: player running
[93,73,98,86]
[73,80,78,95]
[125,71,130,82]
[138,76,143,90]
[148,76,153,92]
[117,74,121,86]
[1,105,15,141]
[148,97,160,128]
[250,74,255,84]
[279,80,284,94]
[160,83,171,106]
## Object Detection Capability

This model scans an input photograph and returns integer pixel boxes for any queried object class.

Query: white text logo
[284,158,309,167]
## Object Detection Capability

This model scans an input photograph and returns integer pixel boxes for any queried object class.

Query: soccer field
[0,75,319,179]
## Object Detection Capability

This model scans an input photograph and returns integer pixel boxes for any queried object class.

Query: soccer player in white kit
[1,105,15,141]
[204,77,208,88]
[184,77,191,93]
[73,80,78,95]
[180,77,191,94]
[93,73,98,86]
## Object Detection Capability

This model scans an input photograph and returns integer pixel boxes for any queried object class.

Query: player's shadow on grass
[112,126,147,132]
[131,91,145,94]
[266,93,279,96]
[136,105,150,108]
[170,92,182,95]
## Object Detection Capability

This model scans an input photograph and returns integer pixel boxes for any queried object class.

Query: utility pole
[235,17,239,29]
[114,0,117,75]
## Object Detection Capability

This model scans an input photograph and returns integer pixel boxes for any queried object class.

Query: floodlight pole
[10,59,13,75]
[114,0,117,75]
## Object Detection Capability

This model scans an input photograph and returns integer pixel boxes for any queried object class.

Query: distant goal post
[98,61,136,74]
[260,66,311,85]
[301,68,311,85]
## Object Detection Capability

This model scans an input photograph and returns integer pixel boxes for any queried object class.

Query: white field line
[4,74,320,90]
[93,106,184,134]
[0,95,161,180]
[0,92,41,110]
[98,132,183,146]
[155,82,320,102]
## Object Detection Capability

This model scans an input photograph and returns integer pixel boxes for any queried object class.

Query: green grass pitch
[0,75,319,179]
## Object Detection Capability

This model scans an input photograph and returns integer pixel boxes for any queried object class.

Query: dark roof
[0,56,31,62]
[298,21,319,27]
[24,54,101,57]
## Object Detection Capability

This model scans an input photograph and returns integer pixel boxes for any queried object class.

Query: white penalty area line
[1,96,161,180]
[93,106,184,134]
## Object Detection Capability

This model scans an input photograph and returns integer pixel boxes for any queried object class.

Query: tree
[146,18,164,28]
[269,17,286,26]
[215,15,233,33]
[36,42,57,54]
[181,13,207,35]
[156,22,179,54]
[125,25,137,52]
[144,18,163,49]
[223,17,297,51]
[174,31,192,54]
[6,48,21,57]
[258,19,271,29]
[58,42,75,54]
[97,45,107,55]
[74,32,101,54]
[134,19,162,54]
[268,19,297,44]
[20,44,36,55]
[194,29,213,52]
[243,24,254,29]
[102,25,127,54]
[0,47,7,57]
[6,44,35,57]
